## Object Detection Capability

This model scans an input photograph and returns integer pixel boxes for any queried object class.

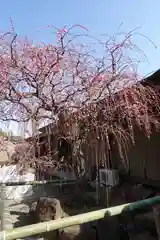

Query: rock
[29,197,96,240]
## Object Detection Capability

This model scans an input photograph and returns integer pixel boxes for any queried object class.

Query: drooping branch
[0,25,159,170]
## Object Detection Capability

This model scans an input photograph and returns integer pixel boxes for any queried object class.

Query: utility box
[99,169,119,187]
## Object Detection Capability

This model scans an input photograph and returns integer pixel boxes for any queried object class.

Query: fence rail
[0,179,79,186]
[1,195,160,240]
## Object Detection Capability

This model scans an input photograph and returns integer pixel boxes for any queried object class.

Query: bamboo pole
[0,179,86,186]
[1,196,160,240]
[0,187,13,231]
[1,209,13,231]
[0,186,5,231]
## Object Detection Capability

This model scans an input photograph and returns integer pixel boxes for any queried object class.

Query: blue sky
[1,0,160,134]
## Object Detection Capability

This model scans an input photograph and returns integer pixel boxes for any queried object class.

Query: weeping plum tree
[0,25,159,170]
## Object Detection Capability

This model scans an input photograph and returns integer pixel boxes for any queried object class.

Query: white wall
[0,165,35,200]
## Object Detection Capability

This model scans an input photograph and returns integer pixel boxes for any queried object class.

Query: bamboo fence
[0,179,93,235]
[0,179,80,186]
[0,196,160,240]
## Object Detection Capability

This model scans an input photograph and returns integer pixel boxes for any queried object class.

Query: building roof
[141,69,160,86]
[36,69,160,134]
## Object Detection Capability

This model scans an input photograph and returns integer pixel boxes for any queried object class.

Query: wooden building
[27,69,160,186]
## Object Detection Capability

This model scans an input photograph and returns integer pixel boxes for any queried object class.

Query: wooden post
[153,206,160,240]
[0,186,13,231]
